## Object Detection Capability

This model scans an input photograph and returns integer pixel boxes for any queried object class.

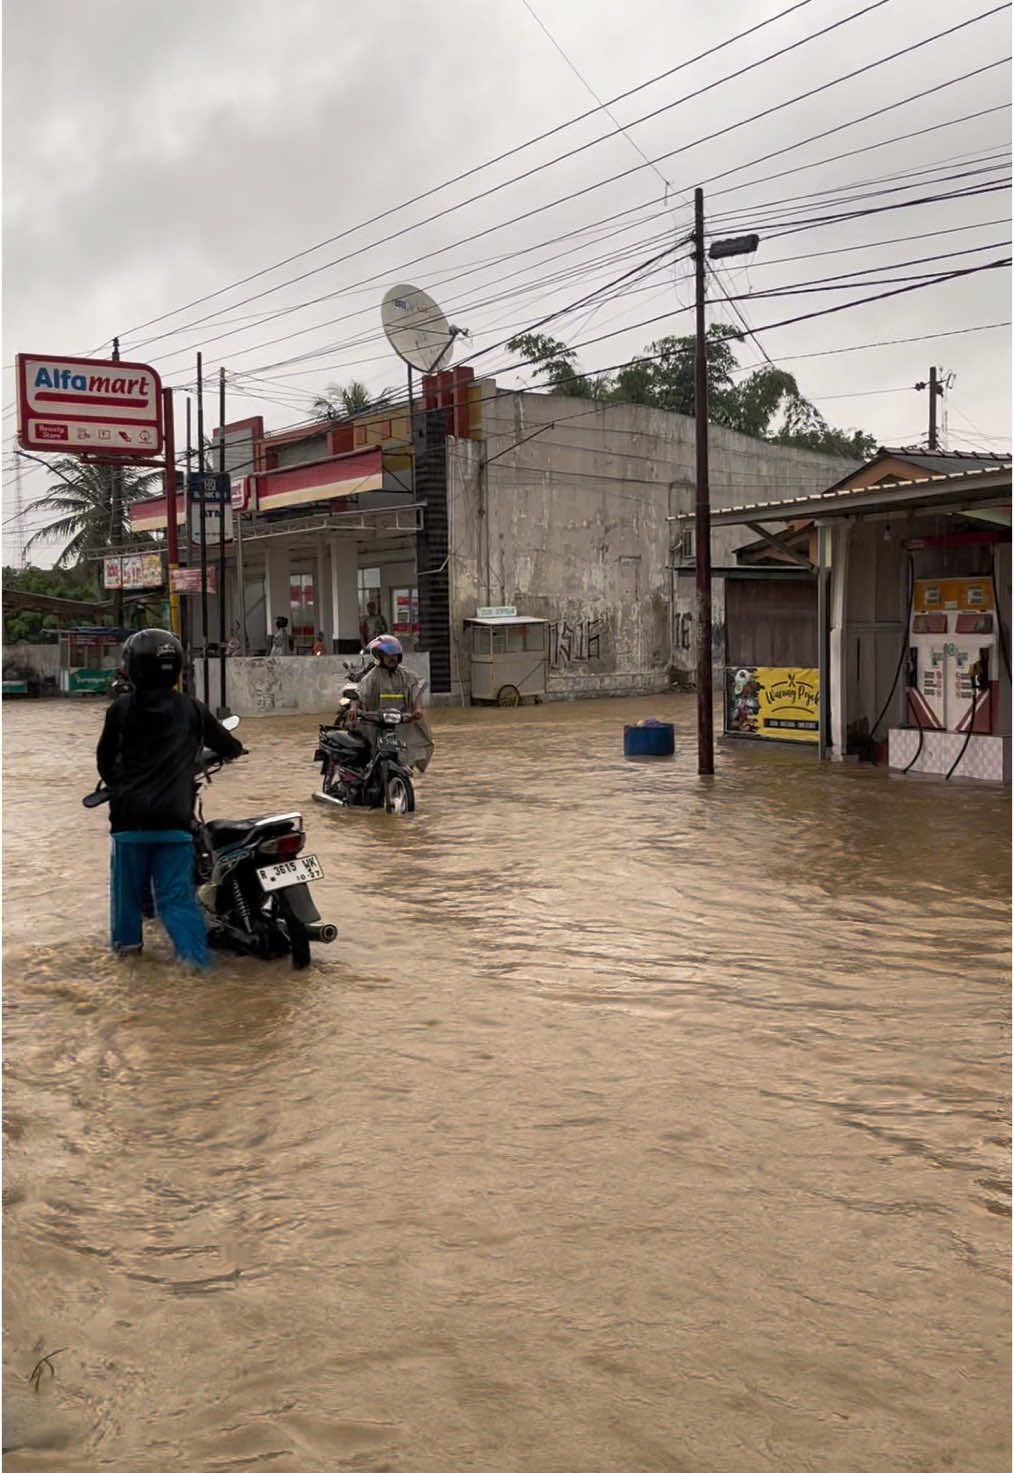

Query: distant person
[269,616,290,656]
[96,628,244,969]
[360,601,388,644]
[311,631,327,656]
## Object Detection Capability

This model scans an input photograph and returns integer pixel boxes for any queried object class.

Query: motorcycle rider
[96,628,244,968]
[348,634,434,773]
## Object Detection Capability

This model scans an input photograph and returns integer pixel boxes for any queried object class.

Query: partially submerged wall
[191,652,431,716]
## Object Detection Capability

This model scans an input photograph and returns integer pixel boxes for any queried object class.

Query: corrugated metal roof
[672,463,1013,524]
[877,447,1012,475]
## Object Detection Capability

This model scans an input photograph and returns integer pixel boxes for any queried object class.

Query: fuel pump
[904,578,997,736]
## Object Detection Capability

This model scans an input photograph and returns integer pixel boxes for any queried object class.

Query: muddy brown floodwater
[2,694,1010,1472]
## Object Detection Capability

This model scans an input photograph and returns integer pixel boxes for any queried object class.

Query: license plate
[257,854,324,891]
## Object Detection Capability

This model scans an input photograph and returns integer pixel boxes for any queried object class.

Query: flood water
[3,693,1011,1472]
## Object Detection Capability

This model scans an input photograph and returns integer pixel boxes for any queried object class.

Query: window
[391,586,419,638]
[288,570,315,652]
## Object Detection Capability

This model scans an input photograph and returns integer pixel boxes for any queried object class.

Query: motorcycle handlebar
[82,749,245,808]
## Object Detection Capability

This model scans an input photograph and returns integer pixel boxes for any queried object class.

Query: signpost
[16,353,164,455]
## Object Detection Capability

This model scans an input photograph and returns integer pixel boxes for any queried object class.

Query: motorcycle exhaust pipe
[312,790,346,808]
[306,922,338,944]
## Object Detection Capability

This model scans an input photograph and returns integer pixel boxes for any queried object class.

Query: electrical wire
[102,0,825,346]
[112,5,1009,364]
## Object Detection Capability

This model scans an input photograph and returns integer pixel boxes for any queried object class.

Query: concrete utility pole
[914,366,945,450]
[692,189,759,777]
[110,337,124,628]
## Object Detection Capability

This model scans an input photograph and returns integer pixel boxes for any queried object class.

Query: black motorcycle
[84,723,337,969]
[313,709,416,814]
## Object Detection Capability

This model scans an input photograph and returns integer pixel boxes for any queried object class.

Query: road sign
[16,353,164,456]
[190,501,232,543]
[188,472,231,503]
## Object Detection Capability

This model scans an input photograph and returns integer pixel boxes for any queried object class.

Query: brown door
[725,576,817,667]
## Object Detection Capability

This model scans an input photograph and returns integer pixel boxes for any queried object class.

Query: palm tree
[22,456,161,569]
[310,380,385,421]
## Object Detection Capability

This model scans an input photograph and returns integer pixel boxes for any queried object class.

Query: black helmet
[123,628,183,690]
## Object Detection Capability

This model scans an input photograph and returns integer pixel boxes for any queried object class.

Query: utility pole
[692,189,759,776]
[693,190,714,776]
[110,336,124,629]
[217,367,230,713]
[914,366,945,450]
[196,352,209,704]
[163,387,180,641]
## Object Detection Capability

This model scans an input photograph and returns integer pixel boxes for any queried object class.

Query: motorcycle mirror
[222,715,240,731]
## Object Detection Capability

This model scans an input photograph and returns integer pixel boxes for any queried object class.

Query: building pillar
[330,538,360,647]
[263,543,290,649]
[828,523,850,758]
[316,542,327,648]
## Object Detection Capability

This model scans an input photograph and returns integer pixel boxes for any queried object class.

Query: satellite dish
[381,284,461,374]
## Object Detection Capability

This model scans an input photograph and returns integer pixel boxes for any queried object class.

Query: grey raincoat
[354,665,435,773]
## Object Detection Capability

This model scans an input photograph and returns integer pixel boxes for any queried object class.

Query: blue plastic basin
[623,723,675,757]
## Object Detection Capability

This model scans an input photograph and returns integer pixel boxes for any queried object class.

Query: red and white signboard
[170,566,216,594]
[16,353,164,456]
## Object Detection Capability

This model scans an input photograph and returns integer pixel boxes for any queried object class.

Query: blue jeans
[110,832,208,969]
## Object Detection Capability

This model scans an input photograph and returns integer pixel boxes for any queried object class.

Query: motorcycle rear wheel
[273,891,311,969]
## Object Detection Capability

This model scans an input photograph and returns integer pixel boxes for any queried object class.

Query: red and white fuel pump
[905,577,997,735]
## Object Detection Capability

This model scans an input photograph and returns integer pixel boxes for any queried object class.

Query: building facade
[129,366,858,708]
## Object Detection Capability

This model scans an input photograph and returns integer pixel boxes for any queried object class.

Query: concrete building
[129,367,857,711]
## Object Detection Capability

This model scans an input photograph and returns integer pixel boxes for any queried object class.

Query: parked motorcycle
[83,719,337,969]
[312,709,416,814]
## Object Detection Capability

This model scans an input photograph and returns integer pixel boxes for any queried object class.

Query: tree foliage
[22,458,161,570]
[509,323,878,460]
[311,380,385,421]
[2,563,103,643]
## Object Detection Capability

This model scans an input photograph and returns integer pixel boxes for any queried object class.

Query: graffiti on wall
[549,616,604,668]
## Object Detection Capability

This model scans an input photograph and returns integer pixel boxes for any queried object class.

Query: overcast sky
[3,0,1010,560]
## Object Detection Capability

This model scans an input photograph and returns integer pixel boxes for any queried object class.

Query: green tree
[311,380,381,421]
[509,323,876,458]
[2,563,103,643]
[21,457,160,569]
[506,333,612,400]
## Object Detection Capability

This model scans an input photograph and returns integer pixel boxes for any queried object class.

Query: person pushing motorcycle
[96,628,244,968]
[348,634,435,773]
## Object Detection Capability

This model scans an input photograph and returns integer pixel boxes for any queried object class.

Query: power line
[102,0,823,347]
[119,2,996,360]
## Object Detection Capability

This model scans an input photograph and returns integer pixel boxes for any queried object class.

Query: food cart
[464,610,548,706]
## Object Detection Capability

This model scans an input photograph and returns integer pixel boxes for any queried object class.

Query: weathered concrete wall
[448,391,857,700]
[191,652,430,716]
[1,643,66,677]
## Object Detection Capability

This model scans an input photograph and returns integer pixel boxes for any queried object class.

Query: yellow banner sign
[727,666,820,743]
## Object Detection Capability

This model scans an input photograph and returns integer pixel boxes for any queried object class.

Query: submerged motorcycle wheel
[272,892,311,970]
[385,773,415,814]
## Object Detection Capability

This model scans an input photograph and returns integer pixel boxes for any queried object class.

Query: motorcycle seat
[204,818,258,848]
[321,728,370,756]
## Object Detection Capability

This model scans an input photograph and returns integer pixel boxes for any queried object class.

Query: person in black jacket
[97,628,244,968]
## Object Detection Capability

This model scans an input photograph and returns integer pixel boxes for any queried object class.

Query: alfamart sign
[16,352,164,455]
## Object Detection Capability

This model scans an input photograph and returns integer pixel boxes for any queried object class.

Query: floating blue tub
[623,722,675,758]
